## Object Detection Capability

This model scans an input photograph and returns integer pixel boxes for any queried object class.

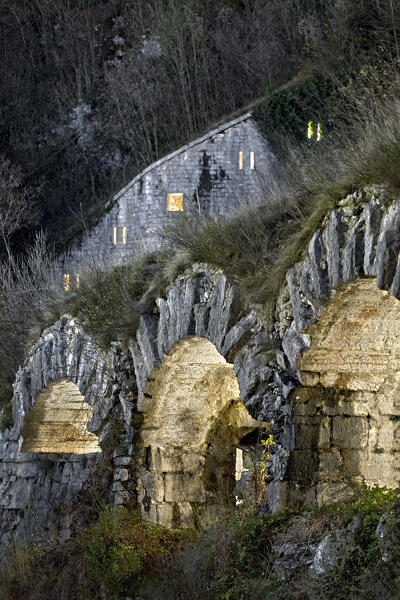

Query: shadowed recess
[21,379,101,454]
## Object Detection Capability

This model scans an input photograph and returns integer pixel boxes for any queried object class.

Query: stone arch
[21,379,101,454]
[0,316,116,549]
[288,278,400,507]
[136,336,261,527]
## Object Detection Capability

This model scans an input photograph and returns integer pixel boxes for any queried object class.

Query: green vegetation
[253,74,337,150]
[65,249,192,346]
[0,504,195,600]
[2,487,399,599]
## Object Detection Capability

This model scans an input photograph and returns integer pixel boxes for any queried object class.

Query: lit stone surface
[137,336,261,527]
[291,278,400,505]
[21,379,101,454]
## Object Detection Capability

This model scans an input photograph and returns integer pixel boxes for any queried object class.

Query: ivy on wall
[253,74,337,153]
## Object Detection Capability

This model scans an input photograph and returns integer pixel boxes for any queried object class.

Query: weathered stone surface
[4,184,400,547]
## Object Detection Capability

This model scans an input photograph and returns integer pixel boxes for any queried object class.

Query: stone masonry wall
[272,185,400,507]
[0,317,118,549]
[0,268,279,548]
[5,185,400,550]
[64,113,277,276]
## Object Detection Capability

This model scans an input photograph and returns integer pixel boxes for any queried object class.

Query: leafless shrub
[0,233,66,382]
[0,156,41,259]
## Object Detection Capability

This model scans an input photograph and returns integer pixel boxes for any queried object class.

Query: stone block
[113,467,130,482]
[317,450,343,482]
[288,449,319,486]
[375,418,395,451]
[361,452,395,485]
[164,473,205,503]
[340,391,375,417]
[139,471,164,503]
[332,416,369,449]
[175,502,195,527]
[112,481,125,492]
[293,416,331,450]
[156,502,174,527]
[113,491,130,505]
[341,448,368,478]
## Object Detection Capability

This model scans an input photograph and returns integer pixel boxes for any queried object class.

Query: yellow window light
[122,226,127,245]
[238,151,243,170]
[63,274,70,292]
[307,121,313,139]
[76,274,80,289]
[113,226,117,245]
[167,193,183,211]
[250,151,255,170]
[317,122,322,141]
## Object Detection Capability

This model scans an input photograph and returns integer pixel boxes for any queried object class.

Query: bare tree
[0,156,40,259]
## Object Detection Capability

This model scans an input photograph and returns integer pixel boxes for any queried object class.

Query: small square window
[167,193,183,211]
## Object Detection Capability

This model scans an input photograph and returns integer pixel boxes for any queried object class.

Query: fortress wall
[64,114,277,277]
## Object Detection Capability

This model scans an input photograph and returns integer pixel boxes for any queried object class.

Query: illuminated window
[122,226,127,245]
[113,227,117,245]
[307,121,322,141]
[76,274,80,289]
[250,151,255,170]
[238,151,243,170]
[63,274,70,292]
[167,193,183,211]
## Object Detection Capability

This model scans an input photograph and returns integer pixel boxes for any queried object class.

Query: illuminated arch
[289,278,400,506]
[136,336,262,527]
[21,379,101,454]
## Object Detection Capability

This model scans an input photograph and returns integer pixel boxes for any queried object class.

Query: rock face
[0,270,277,545]
[64,113,277,278]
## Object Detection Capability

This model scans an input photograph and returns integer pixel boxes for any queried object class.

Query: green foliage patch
[253,74,337,151]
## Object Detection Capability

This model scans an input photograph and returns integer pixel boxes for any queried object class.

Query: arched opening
[289,278,400,507]
[136,336,261,527]
[21,379,101,454]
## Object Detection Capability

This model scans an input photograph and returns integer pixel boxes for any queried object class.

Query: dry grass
[165,81,400,308]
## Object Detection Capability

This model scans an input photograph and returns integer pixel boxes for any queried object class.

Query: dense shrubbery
[0,504,194,600]
[1,488,399,599]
